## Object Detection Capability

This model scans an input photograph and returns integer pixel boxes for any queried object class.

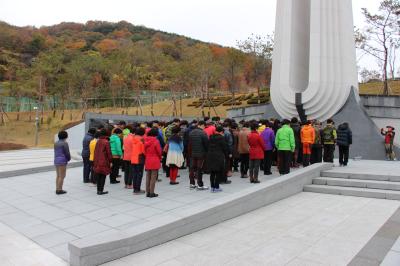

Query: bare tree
[356,0,400,95]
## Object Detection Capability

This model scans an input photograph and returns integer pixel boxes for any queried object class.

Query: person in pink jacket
[247,123,266,183]
[144,127,162,198]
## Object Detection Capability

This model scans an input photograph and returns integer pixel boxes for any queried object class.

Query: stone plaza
[1,149,400,265]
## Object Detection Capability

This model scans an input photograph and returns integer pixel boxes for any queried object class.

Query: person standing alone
[54,131,71,195]
[336,122,353,166]
[381,126,396,161]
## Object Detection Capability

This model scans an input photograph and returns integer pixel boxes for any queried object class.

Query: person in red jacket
[93,129,112,195]
[144,127,163,198]
[248,123,266,183]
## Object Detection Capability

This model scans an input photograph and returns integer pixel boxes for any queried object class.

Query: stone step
[320,171,400,182]
[313,177,400,191]
[303,184,400,200]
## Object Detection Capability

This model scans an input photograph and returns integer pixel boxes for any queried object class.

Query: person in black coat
[290,118,302,167]
[205,126,229,193]
[188,121,209,189]
[82,128,96,183]
[336,122,353,166]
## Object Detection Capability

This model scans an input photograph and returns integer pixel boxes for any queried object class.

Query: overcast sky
[0,0,381,70]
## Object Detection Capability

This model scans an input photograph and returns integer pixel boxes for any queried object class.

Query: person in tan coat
[238,122,251,178]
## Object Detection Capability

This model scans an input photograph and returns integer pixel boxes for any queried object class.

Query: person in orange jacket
[131,127,146,194]
[300,121,315,167]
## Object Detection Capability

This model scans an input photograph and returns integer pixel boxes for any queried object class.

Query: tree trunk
[383,45,390,96]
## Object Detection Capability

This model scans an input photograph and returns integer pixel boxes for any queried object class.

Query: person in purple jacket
[260,121,275,175]
[54,131,71,195]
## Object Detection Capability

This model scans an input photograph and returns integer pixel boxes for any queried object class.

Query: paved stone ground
[1,155,400,265]
[0,149,80,173]
[103,192,400,266]
[0,165,282,262]
[382,236,400,266]
[0,222,66,266]
[325,159,400,176]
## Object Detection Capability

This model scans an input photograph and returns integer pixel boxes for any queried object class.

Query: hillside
[0,20,271,112]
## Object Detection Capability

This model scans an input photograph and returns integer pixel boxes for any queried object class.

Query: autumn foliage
[0,20,272,108]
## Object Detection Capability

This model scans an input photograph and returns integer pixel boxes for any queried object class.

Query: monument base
[331,88,399,160]
[259,88,398,160]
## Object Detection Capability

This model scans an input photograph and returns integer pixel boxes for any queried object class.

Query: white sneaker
[197,186,209,191]
[190,184,197,190]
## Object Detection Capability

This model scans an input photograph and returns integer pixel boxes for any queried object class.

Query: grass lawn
[359,80,400,95]
[0,97,249,149]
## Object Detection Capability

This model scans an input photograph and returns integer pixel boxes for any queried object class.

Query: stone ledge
[0,161,83,178]
[68,163,332,266]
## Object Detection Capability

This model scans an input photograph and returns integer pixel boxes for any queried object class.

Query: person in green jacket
[110,128,123,184]
[275,119,295,175]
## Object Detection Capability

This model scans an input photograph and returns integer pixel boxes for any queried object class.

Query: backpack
[323,127,334,143]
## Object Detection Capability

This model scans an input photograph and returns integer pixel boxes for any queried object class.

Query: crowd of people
[53,116,362,196]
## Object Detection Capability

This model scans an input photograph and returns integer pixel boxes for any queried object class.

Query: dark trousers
[240,153,250,177]
[303,154,311,167]
[96,173,106,192]
[278,150,292,175]
[82,156,91,183]
[210,171,221,189]
[162,153,169,177]
[339,146,349,166]
[189,157,204,187]
[110,158,120,183]
[311,146,323,164]
[263,150,273,174]
[132,163,144,191]
[89,161,96,184]
[123,160,132,185]
[323,144,335,163]
[249,159,261,181]
[233,158,240,171]
[292,148,300,167]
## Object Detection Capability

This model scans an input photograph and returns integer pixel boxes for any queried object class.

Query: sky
[0,0,381,70]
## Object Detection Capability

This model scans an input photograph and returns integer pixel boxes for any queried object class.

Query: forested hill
[0,20,272,108]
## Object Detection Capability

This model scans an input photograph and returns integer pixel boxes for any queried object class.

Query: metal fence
[0,90,227,112]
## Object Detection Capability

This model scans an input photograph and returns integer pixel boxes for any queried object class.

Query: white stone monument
[270,0,359,122]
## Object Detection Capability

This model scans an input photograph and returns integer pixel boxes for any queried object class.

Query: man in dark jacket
[188,121,209,190]
[82,128,96,183]
[336,122,352,166]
